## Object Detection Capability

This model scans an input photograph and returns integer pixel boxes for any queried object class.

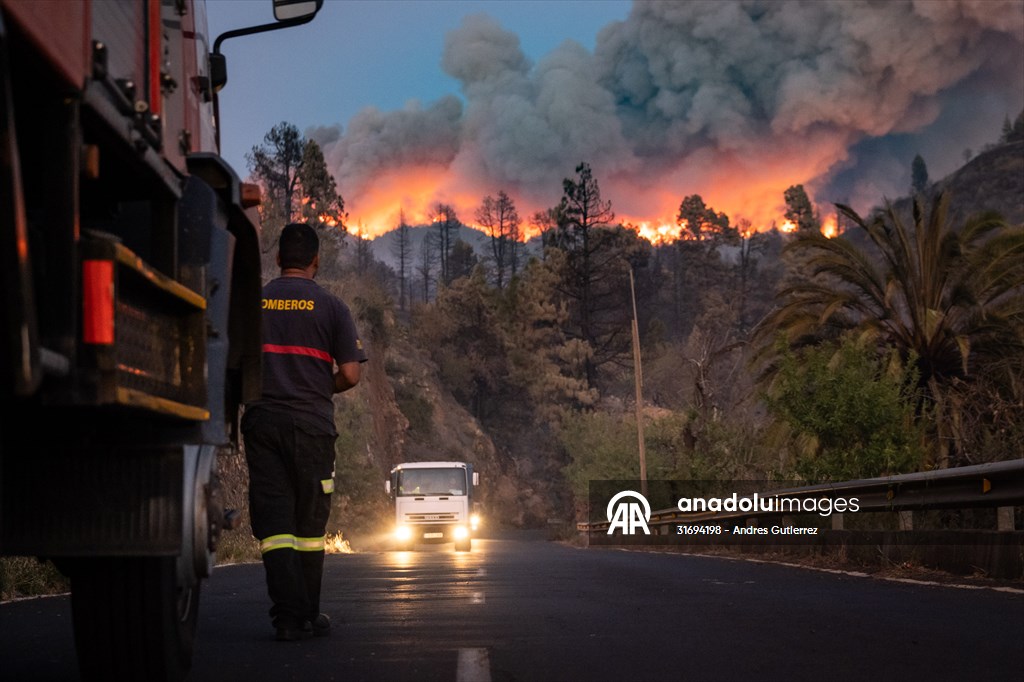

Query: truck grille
[405,513,457,522]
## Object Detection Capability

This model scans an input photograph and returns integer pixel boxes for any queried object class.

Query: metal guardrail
[578,459,1024,533]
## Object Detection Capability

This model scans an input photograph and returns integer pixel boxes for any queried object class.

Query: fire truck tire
[70,556,198,682]
[455,538,471,552]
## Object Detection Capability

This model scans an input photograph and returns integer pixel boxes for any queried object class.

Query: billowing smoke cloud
[319,0,1024,235]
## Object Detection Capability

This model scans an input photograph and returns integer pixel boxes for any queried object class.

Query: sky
[207,0,1024,240]
[207,0,632,178]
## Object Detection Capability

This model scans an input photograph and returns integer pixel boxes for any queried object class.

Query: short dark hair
[278,223,319,269]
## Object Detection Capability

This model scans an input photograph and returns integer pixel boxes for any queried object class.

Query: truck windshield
[397,468,466,496]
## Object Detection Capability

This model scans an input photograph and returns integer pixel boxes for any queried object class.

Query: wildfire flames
[632,222,678,245]
[821,216,839,239]
[341,187,841,245]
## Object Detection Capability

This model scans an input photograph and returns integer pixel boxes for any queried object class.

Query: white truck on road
[386,461,479,551]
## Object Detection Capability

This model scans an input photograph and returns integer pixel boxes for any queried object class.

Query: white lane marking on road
[471,591,486,604]
[457,648,491,682]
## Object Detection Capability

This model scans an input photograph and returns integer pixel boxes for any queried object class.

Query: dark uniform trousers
[242,408,336,628]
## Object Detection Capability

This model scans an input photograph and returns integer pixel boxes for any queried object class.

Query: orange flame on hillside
[632,222,678,244]
[341,164,487,238]
[821,215,839,239]
[340,166,842,243]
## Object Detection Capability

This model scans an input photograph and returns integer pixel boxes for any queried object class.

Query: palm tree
[755,191,1024,467]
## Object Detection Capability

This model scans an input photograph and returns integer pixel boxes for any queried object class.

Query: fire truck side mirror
[385,480,391,494]
[473,472,480,487]
[209,53,227,93]
[273,0,324,22]
[212,0,323,92]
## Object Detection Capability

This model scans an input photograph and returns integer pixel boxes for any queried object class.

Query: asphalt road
[1,531,1022,681]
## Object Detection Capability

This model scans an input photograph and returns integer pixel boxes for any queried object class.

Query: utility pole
[629,267,647,498]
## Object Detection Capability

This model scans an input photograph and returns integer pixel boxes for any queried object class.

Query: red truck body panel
[1,0,90,87]
[1,0,216,172]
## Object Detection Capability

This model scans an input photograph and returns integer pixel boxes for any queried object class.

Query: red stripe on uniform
[263,344,332,363]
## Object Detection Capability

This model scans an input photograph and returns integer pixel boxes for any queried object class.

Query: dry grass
[0,557,69,601]
[215,528,261,565]
[215,443,260,565]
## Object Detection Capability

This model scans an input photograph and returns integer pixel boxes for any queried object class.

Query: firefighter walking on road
[242,222,367,641]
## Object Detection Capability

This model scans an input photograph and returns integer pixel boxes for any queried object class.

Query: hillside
[362,330,558,528]
[893,140,1024,224]
[369,222,543,272]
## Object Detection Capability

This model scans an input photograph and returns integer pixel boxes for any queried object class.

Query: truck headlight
[452,525,469,540]
[395,525,412,541]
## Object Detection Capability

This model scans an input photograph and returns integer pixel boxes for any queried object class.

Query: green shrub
[764,336,925,480]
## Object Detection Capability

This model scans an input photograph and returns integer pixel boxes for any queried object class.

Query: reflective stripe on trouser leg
[260,534,298,553]
[295,536,326,552]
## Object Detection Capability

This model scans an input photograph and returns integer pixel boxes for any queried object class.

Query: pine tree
[390,209,412,312]
[476,190,521,289]
[416,235,437,303]
[448,240,478,283]
[783,185,820,233]
[1000,115,1013,143]
[433,203,459,287]
[551,162,615,387]
[246,121,305,226]
[247,123,347,279]
[298,139,346,231]
[1009,109,1024,143]
[502,258,597,422]
[911,154,929,195]
[546,162,652,389]
[677,194,735,243]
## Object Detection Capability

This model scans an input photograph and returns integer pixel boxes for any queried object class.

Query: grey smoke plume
[319,0,1024,232]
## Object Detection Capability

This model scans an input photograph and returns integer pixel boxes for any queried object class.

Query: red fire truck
[0,1,321,678]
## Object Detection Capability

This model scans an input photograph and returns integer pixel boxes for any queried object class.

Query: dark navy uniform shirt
[248,276,367,436]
